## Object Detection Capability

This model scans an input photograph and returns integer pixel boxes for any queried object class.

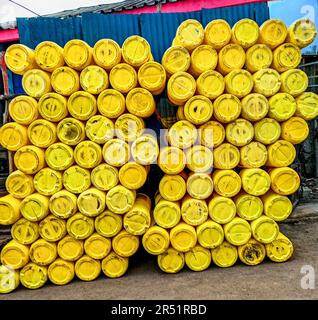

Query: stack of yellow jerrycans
[0,35,164,293]
[149,17,317,273]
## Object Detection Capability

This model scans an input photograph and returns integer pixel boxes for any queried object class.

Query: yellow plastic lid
[186,145,213,173]
[0,265,19,294]
[85,115,114,145]
[77,188,106,217]
[175,19,204,51]
[95,210,123,238]
[170,223,197,252]
[0,194,21,225]
[9,95,38,125]
[84,233,111,260]
[5,44,35,75]
[262,191,293,221]
[106,185,136,214]
[63,166,91,194]
[27,119,56,148]
[75,255,102,281]
[122,35,151,67]
[97,89,125,119]
[280,116,309,144]
[196,70,224,99]
[35,41,64,72]
[295,92,318,120]
[112,231,139,257]
[213,143,239,170]
[14,145,45,174]
[109,63,137,94]
[34,168,62,196]
[57,235,84,261]
[11,218,39,245]
[74,141,102,169]
[30,239,57,266]
[48,258,74,285]
[20,193,49,222]
[51,66,80,96]
[189,45,218,77]
[204,19,231,49]
[57,118,85,146]
[22,69,52,98]
[168,120,198,149]
[161,46,190,75]
[287,18,317,49]
[267,140,296,167]
[251,215,279,244]
[268,93,296,121]
[234,193,263,221]
[253,68,281,97]
[217,44,246,75]
[211,241,238,268]
[67,91,97,120]
[259,19,287,49]
[185,245,211,271]
[254,118,281,145]
[153,200,181,228]
[131,134,159,165]
[119,162,147,190]
[80,65,109,94]
[241,93,269,122]
[240,141,268,168]
[157,247,185,273]
[245,44,273,73]
[167,71,196,105]
[38,93,68,122]
[269,167,300,195]
[225,69,253,98]
[115,113,145,142]
[123,205,151,236]
[212,170,242,198]
[20,262,48,289]
[63,39,92,70]
[102,252,129,278]
[126,88,155,118]
[39,214,66,242]
[142,226,170,255]
[213,94,241,123]
[91,164,118,191]
[45,142,74,170]
[199,121,225,148]
[238,239,266,266]
[208,195,236,224]
[196,220,224,249]
[93,39,121,70]
[181,196,208,226]
[0,122,28,152]
[240,168,271,196]
[187,173,213,200]
[231,18,259,49]
[138,61,166,95]
[224,217,252,246]
[49,190,77,219]
[226,119,254,147]
[102,139,130,167]
[265,232,294,262]
[184,95,213,125]
[159,174,186,201]
[66,213,94,240]
[280,69,308,96]
[1,240,29,270]
[158,145,184,173]
[272,43,302,72]
[6,170,34,199]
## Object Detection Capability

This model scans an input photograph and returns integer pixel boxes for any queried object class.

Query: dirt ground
[2,215,318,300]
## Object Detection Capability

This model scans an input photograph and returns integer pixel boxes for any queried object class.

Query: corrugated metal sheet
[17,17,82,48]
[202,2,269,27]
[82,13,140,47]
[140,10,202,62]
